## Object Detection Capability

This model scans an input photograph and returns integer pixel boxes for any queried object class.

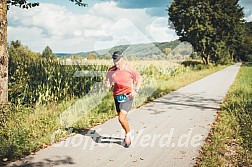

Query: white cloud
[148,17,178,42]
[7,2,176,53]
[247,14,252,22]
[93,18,154,54]
[7,26,48,51]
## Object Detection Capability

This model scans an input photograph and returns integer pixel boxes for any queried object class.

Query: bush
[181,60,202,67]
[216,55,232,65]
[243,54,252,62]
[0,104,9,130]
[210,41,233,65]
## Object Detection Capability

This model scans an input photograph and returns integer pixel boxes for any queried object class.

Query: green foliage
[163,48,172,55]
[7,0,87,10]
[240,22,252,61]
[0,104,9,130]
[7,0,39,10]
[243,54,252,62]
[8,41,107,106]
[69,0,88,7]
[181,60,203,67]
[0,103,63,165]
[168,0,245,64]
[141,65,163,77]
[181,60,218,71]
[211,41,232,65]
[87,53,97,60]
[224,63,252,151]
[42,46,56,60]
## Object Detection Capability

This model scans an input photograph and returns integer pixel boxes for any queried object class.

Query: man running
[105,51,142,147]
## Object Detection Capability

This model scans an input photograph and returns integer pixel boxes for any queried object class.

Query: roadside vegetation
[0,41,227,165]
[195,63,252,166]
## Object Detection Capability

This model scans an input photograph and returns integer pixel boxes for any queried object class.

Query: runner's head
[112,51,123,61]
[112,51,125,67]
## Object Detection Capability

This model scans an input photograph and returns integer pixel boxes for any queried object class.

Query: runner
[105,51,142,147]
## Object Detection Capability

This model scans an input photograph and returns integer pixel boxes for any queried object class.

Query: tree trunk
[229,50,235,62]
[201,52,209,65]
[201,56,206,64]
[0,0,8,105]
[204,56,209,65]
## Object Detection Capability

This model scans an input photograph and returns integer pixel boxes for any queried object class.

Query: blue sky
[7,0,252,53]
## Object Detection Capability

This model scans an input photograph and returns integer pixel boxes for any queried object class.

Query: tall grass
[9,53,107,106]
[196,63,252,166]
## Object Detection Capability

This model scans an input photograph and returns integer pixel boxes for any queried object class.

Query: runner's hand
[131,90,138,98]
[105,80,111,88]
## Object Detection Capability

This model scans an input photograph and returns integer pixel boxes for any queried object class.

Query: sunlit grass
[196,63,252,167]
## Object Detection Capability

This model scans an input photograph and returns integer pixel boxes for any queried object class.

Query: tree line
[168,0,252,64]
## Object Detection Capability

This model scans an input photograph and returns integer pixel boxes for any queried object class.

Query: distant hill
[55,40,181,59]
[56,53,73,58]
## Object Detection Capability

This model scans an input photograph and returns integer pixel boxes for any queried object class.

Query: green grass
[0,63,226,165]
[196,63,252,167]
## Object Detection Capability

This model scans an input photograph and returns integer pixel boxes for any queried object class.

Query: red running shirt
[106,65,141,97]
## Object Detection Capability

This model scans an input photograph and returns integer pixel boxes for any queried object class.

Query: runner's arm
[131,76,142,97]
[135,76,142,91]
[105,78,111,88]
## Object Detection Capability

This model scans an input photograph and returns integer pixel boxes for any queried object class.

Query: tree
[163,48,172,55]
[0,0,87,104]
[87,53,97,60]
[168,0,213,64]
[168,0,245,64]
[240,22,252,61]
[10,40,21,48]
[212,0,245,62]
[42,46,56,60]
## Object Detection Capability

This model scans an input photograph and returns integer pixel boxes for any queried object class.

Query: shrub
[243,54,252,62]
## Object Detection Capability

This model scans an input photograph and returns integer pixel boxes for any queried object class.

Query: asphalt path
[7,63,241,167]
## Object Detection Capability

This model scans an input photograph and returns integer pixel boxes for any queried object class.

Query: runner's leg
[118,110,130,134]
[118,110,131,145]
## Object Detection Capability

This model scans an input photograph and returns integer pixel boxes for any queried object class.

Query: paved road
[8,63,241,167]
